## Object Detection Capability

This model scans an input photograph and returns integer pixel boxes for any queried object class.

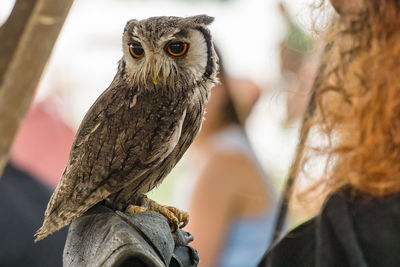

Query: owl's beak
[151,69,158,85]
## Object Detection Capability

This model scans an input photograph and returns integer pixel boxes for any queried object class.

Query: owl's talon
[126,204,147,214]
[166,206,189,228]
[142,198,189,231]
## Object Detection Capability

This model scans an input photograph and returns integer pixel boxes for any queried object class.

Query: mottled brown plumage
[35,15,218,241]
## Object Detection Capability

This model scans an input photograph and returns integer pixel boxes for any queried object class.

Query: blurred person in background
[260,0,400,266]
[0,95,74,266]
[187,51,277,267]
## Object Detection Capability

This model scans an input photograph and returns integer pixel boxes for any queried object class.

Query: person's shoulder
[259,218,316,267]
[206,149,259,178]
[206,149,248,166]
[200,151,249,183]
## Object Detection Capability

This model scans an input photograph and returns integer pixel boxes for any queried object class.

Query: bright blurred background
[0,0,324,266]
[0,0,316,195]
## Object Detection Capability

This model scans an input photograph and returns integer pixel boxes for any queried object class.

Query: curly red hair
[297,0,400,201]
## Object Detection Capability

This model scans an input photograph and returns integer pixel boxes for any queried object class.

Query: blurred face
[203,82,228,127]
[227,78,260,122]
[202,76,260,129]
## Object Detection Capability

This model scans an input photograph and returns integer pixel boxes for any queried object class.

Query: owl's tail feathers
[34,185,110,242]
[34,215,66,242]
[34,198,72,242]
[34,224,51,242]
[34,193,102,242]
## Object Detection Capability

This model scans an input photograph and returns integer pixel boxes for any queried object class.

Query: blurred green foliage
[284,21,313,54]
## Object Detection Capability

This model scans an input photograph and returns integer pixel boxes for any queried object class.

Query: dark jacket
[259,189,400,267]
[0,164,67,267]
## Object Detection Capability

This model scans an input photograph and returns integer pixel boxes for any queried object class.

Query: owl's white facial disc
[120,16,217,94]
[179,29,208,80]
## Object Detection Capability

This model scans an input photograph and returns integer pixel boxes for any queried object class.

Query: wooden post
[0,0,74,177]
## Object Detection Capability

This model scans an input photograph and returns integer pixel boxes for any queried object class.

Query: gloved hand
[63,204,199,267]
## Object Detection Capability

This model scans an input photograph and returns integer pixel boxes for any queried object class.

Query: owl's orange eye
[129,43,144,59]
[166,42,189,57]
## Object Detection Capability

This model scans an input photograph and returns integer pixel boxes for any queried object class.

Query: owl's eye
[166,42,189,57]
[129,43,144,59]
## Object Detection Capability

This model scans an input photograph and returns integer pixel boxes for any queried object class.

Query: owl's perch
[0,0,73,178]
[63,204,199,267]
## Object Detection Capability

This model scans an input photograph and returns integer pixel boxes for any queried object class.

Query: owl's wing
[35,83,187,241]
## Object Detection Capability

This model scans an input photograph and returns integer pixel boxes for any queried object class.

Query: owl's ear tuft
[188,15,214,25]
[124,19,139,32]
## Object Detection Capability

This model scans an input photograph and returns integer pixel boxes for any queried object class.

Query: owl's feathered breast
[60,82,193,206]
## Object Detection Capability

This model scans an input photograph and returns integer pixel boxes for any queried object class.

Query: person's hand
[330,0,364,14]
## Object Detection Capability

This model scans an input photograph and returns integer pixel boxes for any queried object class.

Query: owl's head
[120,15,219,94]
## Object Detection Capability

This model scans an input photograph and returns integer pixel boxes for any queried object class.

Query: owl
[35,15,219,241]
